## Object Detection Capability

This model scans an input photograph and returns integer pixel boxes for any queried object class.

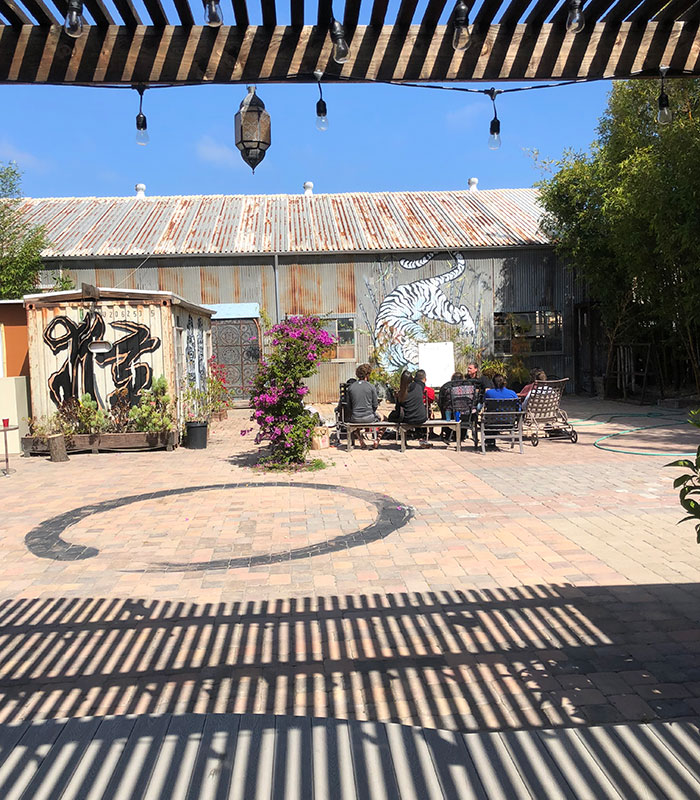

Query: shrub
[667,410,700,542]
[249,315,335,466]
[128,376,175,432]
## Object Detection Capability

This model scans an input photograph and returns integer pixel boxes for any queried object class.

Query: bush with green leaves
[128,377,175,432]
[248,315,335,467]
[667,410,700,542]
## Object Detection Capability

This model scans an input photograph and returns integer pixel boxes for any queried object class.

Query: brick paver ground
[1,398,699,734]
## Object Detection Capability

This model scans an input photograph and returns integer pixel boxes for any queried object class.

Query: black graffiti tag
[95,320,161,406]
[44,312,106,407]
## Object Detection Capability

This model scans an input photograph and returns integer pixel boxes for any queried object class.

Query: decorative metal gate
[211,318,261,407]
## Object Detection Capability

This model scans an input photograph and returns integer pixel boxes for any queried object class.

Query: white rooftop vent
[468,177,478,192]
[303,181,314,196]
[135,183,146,198]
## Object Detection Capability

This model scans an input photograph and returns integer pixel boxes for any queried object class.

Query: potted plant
[181,382,212,449]
[207,357,231,421]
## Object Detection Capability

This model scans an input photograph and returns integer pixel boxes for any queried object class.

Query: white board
[418,342,455,388]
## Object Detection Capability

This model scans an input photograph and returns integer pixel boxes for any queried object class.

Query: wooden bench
[400,420,462,452]
[345,422,399,451]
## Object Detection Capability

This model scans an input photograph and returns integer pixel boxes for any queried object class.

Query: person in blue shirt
[484,374,519,400]
[483,374,519,449]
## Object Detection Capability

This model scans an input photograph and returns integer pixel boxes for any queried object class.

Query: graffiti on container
[197,317,206,385]
[370,252,478,373]
[94,320,160,406]
[44,312,106,406]
[43,311,161,408]
[185,315,197,385]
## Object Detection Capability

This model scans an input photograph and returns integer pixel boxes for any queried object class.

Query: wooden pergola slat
[419,0,448,30]
[291,0,304,28]
[0,0,698,84]
[261,0,276,27]
[83,0,114,26]
[172,0,195,26]
[0,0,31,25]
[111,0,142,28]
[21,0,58,26]
[142,0,169,26]
[0,21,696,84]
[232,0,250,27]
[654,0,698,22]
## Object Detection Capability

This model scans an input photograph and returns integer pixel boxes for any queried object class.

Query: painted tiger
[374,252,475,372]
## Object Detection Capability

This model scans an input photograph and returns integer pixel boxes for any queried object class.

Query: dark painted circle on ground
[24,482,415,572]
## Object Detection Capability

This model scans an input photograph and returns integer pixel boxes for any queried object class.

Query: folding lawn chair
[522,379,578,446]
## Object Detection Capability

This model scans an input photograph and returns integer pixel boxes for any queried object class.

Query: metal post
[272,254,281,323]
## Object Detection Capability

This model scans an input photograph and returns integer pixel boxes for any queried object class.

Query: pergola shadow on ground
[2,582,700,732]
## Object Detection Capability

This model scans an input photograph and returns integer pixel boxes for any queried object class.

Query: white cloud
[0,139,49,173]
[196,135,241,169]
[445,103,485,131]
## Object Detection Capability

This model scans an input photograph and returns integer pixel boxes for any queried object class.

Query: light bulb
[316,99,329,131]
[488,118,501,150]
[452,25,471,51]
[452,0,471,51]
[333,38,349,64]
[136,112,149,146]
[205,0,223,26]
[64,1,84,38]
[657,88,672,125]
[566,1,584,33]
[330,19,350,64]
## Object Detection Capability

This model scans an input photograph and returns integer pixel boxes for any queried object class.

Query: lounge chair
[522,378,578,446]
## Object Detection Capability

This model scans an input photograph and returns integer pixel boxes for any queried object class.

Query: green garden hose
[566,410,698,457]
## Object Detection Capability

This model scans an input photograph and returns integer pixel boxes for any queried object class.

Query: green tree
[538,79,700,394]
[0,162,50,299]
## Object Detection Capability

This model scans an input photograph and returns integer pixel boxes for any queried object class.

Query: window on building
[494,311,563,355]
[321,317,356,360]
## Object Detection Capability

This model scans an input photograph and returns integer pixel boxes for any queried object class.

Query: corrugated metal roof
[20,189,549,259]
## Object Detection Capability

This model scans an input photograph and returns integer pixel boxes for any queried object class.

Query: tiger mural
[374,252,475,372]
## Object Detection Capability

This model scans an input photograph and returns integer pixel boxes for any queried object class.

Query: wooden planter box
[21,430,176,455]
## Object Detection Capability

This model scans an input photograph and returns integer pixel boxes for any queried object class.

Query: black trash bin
[185,421,208,449]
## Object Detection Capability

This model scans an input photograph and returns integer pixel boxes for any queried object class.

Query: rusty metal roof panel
[22,189,548,257]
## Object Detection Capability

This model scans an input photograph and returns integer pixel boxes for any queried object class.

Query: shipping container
[24,287,212,421]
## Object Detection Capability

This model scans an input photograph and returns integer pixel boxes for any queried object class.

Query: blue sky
[2,78,610,198]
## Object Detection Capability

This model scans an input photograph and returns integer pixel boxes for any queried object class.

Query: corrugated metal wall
[62,246,573,402]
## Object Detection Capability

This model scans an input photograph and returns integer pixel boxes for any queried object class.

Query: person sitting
[415,369,435,407]
[388,371,430,445]
[438,372,463,420]
[483,374,519,449]
[518,369,547,411]
[438,372,463,442]
[347,363,380,449]
[485,374,519,400]
[465,362,493,395]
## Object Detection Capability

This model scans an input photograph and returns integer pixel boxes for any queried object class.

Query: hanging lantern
[234,85,271,173]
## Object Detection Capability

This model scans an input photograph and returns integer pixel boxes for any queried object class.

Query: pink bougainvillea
[246,316,335,466]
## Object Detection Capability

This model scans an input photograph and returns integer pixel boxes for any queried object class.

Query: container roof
[23,287,214,317]
[19,189,549,259]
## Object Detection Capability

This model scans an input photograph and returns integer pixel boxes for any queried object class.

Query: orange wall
[0,304,29,377]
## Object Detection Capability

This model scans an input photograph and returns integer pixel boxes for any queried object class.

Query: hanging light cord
[487,87,500,119]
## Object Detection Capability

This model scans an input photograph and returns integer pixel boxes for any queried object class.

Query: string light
[452,0,471,51]
[566,0,585,34]
[204,0,223,27]
[135,85,149,146]
[487,88,501,150]
[314,70,329,131]
[64,0,84,38]
[657,65,672,125]
[330,18,350,64]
